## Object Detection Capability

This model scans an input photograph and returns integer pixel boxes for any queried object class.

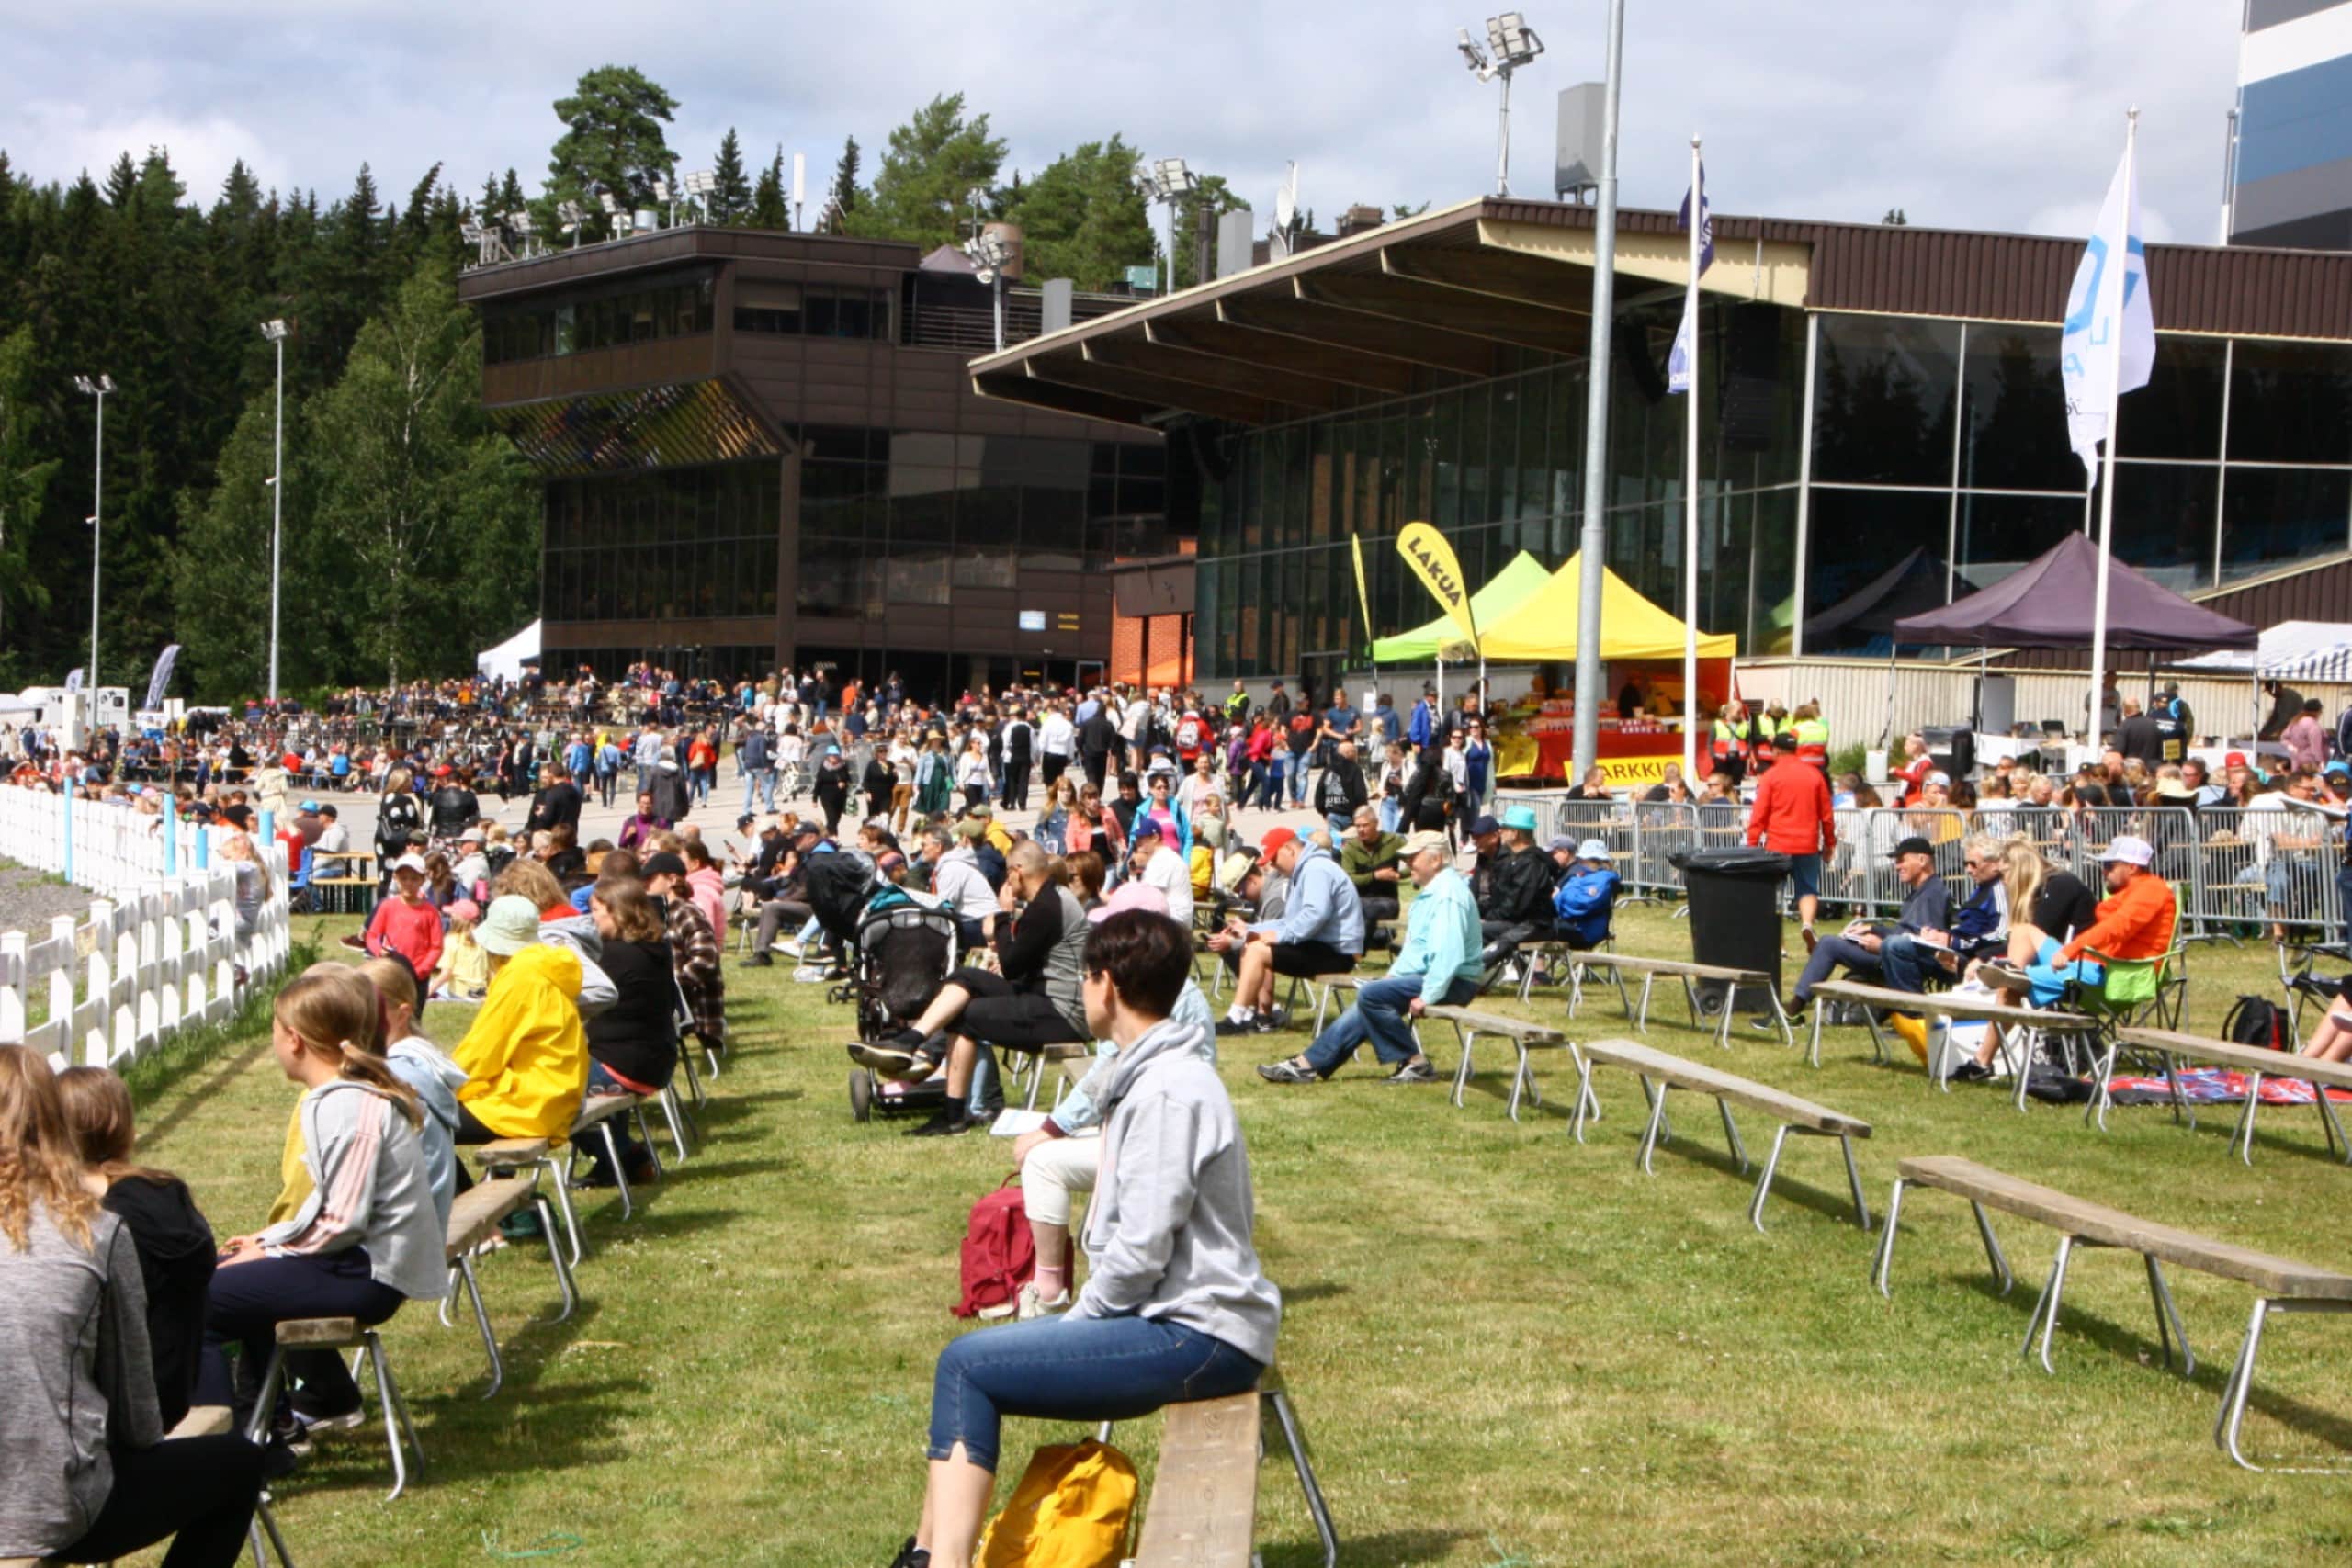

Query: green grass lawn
[115,908,2352,1566]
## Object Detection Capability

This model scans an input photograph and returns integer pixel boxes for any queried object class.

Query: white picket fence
[0,786,292,1074]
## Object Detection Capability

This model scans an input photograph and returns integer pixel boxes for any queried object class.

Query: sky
[0,0,2246,246]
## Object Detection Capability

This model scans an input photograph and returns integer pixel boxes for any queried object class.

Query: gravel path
[0,861,105,936]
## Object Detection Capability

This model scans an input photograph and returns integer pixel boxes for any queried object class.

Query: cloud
[0,0,2245,243]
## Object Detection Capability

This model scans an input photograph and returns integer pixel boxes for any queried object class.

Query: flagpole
[2086,108,2136,752]
[1682,133,1702,783]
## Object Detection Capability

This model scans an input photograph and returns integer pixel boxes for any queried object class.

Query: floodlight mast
[1459,11,1544,196]
[259,321,288,699]
[73,374,113,692]
[965,231,1012,351]
[1141,158,1197,295]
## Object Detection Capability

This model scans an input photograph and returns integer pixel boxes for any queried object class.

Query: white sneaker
[1016,1281,1071,1321]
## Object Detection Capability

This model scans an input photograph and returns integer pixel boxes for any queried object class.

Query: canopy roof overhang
[967,197,1812,429]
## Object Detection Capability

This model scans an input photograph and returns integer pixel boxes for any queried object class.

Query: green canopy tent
[1369,550,1552,664]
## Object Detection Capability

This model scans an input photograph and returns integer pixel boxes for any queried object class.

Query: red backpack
[954,1179,1035,1319]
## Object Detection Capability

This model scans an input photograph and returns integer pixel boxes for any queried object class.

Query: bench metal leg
[2144,1255,2194,1377]
[1635,1077,1668,1175]
[2233,1073,2264,1166]
[2027,1235,2077,1375]
[676,1040,707,1110]
[455,1254,502,1398]
[1971,1201,2014,1295]
[596,1123,637,1220]
[2086,1039,2120,1130]
[1807,1005,1826,1069]
[1766,986,1794,1051]
[1838,1133,1870,1231]
[1506,1043,1545,1123]
[1747,1125,1789,1232]
[1871,1178,1905,1294]
[1634,975,1656,1033]
[1679,976,1702,1035]
[362,1330,425,1501]
[1262,1388,1340,1568]
[1860,1009,1892,1066]
[1717,1098,1749,1175]
[658,1084,695,1165]
[243,1347,288,1444]
[250,1491,296,1568]
[631,1103,664,1177]
[2213,1298,2352,1472]
[2316,1084,2351,1163]
[533,1194,581,1323]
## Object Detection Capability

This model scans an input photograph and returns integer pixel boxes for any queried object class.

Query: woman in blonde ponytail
[196,964,448,1448]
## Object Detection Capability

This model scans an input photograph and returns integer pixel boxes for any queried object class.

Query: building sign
[1018,610,1046,632]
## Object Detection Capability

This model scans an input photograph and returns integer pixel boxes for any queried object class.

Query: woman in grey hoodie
[892,909,1281,1568]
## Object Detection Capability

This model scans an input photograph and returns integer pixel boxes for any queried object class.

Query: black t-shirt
[104,1175,216,1432]
[2033,873,2100,945]
[585,936,681,1089]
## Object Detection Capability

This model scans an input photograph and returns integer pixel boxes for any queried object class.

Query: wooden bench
[1426,1004,1584,1124]
[1576,1037,1872,1232]
[442,1145,580,1398]
[244,1316,427,1500]
[1123,1373,1338,1568]
[470,1107,636,1269]
[2118,1028,2352,1167]
[1871,1155,2352,1471]
[1571,953,1792,1049]
[1015,1040,1098,1111]
[1807,979,2098,1108]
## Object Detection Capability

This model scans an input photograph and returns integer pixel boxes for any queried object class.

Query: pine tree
[829,135,862,221]
[712,129,752,224]
[749,148,789,230]
[1002,136,1154,291]
[543,66,679,238]
[846,96,1004,250]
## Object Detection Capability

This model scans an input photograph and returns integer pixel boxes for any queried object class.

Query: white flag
[2060,141,2154,479]
[1667,161,1713,396]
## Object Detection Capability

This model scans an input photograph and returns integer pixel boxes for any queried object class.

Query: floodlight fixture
[1459,11,1544,194]
[459,220,485,243]
[597,190,620,215]
[653,178,670,203]
[259,319,288,343]
[1141,159,1198,294]
[504,209,534,234]
[682,169,717,196]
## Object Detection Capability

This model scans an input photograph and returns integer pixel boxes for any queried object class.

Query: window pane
[2228,340,2352,464]
[1813,314,1961,486]
[2112,462,2217,592]
[806,288,840,337]
[1956,326,2079,492]
[2221,467,2351,582]
[1953,491,2086,592]
[885,547,949,604]
[1803,487,1953,655]
[1023,487,1086,570]
[2120,335,2226,461]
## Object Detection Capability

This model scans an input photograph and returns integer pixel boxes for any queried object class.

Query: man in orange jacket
[1745,731,1836,945]
[1981,833,2174,1009]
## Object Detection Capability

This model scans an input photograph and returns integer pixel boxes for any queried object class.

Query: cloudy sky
[3,0,2245,244]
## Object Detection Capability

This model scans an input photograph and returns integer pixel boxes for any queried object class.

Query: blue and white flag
[63,668,83,694]
[1667,161,1713,395]
[2060,139,2154,479]
[143,645,181,712]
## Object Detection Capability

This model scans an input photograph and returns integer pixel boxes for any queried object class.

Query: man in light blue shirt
[1259,829,1484,1085]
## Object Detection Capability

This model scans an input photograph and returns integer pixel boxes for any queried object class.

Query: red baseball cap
[2224,751,2248,768]
[1258,826,1299,859]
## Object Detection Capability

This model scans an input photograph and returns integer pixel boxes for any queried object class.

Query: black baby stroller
[803,851,881,976]
[838,886,964,1122]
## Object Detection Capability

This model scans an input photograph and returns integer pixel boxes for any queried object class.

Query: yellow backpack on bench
[977,1438,1137,1568]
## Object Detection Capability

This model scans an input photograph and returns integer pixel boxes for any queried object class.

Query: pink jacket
[687,865,729,940]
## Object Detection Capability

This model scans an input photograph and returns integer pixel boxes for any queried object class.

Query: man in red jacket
[1745,731,1835,947]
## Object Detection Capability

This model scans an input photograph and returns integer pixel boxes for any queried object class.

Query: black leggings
[58,1434,265,1568]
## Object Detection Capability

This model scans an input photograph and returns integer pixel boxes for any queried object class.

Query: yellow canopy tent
[1369,550,1553,662]
[1474,552,1738,661]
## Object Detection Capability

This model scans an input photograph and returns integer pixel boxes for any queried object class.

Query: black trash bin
[1669,847,1792,1016]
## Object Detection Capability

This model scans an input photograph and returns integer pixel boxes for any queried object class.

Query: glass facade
[796,431,1166,618]
[484,272,716,364]
[543,461,781,622]
[1197,305,2352,679]
[733,281,896,341]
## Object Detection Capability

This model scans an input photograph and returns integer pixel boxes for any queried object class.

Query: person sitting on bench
[1474,804,1559,964]
[1339,807,1407,923]
[890,908,1278,1568]
[1768,836,1949,1029]
[1549,839,1620,951]
[882,841,1093,1139]
[1210,825,1364,1036]
[1979,833,2173,1009]
[1258,830,1482,1086]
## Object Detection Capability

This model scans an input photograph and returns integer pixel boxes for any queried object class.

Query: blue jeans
[1378,797,1402,832]
[1304,971,1478,1074]
[1261,754,1285,807]
[1289,757,1311,805]
[743,766,776,814]
[929,1313,1264,1471]
[1880,933,1936,995]
[1792,934,1881,1005]
[2340,863,2352,949]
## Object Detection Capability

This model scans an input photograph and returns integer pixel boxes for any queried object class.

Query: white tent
[476,620,542,683]
[0,693,37,718]
[2178,619,2352,682]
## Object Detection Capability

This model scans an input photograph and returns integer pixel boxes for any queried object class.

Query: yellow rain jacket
[455,943,589,1141]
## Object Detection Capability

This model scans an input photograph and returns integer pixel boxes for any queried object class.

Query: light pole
[260,320,289,701]
[1142,158,1198,295]
[966,231,1012,351]
[1458,13,1546,196]
[73,374,113,693]
[1570,0,1624,783]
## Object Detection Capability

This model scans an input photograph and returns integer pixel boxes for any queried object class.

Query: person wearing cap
[1126,818,1195,930]
[1746,729,1836,946]
[1768,835,1949,1027]
[1473,804,1557,964]
[1980,833,2174,1008]
[1549,839,1620,952]
[450,895,592,1148]
[312,803,351,877]
[1210,826,1364,1036]
[362,852,445,985]
[1260,829,1482,1086]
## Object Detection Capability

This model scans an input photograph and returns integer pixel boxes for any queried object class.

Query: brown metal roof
[970,196,2352,429]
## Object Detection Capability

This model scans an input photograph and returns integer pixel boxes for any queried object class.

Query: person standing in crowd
[526,761,583,838]
[1746,730,1836,949]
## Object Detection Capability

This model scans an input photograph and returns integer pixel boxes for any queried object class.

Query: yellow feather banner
[1351,534,1374,658]
[1394,521,1479,652]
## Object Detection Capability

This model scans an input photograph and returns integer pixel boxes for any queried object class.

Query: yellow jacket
[455,943,589,1141]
